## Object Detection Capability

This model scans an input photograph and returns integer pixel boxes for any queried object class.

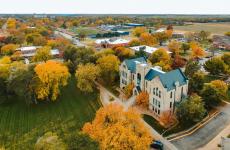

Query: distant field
[174,22,230,35]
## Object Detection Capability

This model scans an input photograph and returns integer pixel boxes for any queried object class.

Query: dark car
[150,140,164,150]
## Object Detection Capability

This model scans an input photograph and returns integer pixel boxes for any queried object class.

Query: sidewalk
[198,123,230,150]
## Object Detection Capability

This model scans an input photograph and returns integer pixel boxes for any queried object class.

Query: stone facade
[120,57,189,121]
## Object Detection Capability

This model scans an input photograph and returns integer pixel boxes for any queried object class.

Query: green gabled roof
[124,57,147,73]
[145,68,188,91]
[145,69,164,81]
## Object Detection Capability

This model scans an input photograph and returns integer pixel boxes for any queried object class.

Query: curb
[167,111,220,141]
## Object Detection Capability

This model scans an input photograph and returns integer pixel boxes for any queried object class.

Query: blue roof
[145,69,164,81]
[145,68,188,91]
[124,57,147,73]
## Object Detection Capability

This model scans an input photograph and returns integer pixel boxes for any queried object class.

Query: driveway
[172,104,230,150]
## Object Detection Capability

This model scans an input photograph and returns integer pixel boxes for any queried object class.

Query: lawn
[0,77,102,149]
[174,22,230,35]
[143,114,166,134]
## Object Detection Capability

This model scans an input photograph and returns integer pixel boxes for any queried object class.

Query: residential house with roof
[213,35,230,50]
[120,57,188,121]
[16,46,60,58]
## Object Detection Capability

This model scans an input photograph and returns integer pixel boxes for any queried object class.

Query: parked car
[150,140,164,150]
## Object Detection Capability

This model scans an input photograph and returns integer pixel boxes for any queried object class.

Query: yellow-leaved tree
[34,61,70,101]
[75,63,101,92]
[83,103,153,150]
[33,46,52,62]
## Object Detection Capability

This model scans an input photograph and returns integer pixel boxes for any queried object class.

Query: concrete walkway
[98,85,178,150]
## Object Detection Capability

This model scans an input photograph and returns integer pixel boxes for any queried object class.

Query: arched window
[170,91,173,98]
[137,73,141,86]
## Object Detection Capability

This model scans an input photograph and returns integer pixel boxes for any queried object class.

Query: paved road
[172,104,230,150]
[54,30,86,47]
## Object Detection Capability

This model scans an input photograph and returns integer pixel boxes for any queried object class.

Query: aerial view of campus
[0,0,230,150]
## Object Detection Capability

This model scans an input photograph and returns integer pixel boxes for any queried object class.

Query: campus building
[120,57,189,121]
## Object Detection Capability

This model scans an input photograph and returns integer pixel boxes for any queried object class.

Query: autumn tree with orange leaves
[190,42,205,59]
[34,61,70,101]
[140,32,157,46]
[132,27,147,37]
[82,103,153,150]
[136,91,149,108]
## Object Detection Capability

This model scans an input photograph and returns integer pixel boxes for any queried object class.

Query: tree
[113,46,134,61]
[225,31,230,37]
[33,46,52,62]
[198,31,210,42]
[34,61,70,101]
[221,52,230,66]
[124,82,135,99]
[136,91,149,108]
[171,55,186,69]
[184,60,201,78]
[190,42,205,59]
[189,71,206,94]
[139,32,157,46]
[204,57,228,76]
[35,132,67,150]
[82,103,153,150]
[97,54,120,83]
[168,40,181,57]
[177,94,206,124]
[1,44,18,55]
[132,27,147,37]
[149,48,171,71]
[26,33,47,46]
[128,38,141,47]
[7,18,16,29]
[153,32,168,46]
[160,111,175,126]
[75,63,101,92]
[6,63,36,104]
[181,42,190,54]
[65,132,99,150]
[64,46,96,73]
[201,80,228,107]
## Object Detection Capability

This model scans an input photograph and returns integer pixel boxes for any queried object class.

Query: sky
[0,0,230,14]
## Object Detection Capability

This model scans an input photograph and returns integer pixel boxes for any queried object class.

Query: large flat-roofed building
[95,38,130,48]
[120,57,188,121]
[130,45,172,56]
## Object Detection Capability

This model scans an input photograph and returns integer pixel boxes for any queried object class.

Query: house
[120,57,188,121]
[172,32,187,42]
[130,45,172,56]
[213,35,230,50]
[16,46,60,58]
[95,38,130,48]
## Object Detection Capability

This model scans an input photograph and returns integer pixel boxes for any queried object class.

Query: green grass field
[0,77,102,149]
[174,22,230,35]
[143,114,166,134]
